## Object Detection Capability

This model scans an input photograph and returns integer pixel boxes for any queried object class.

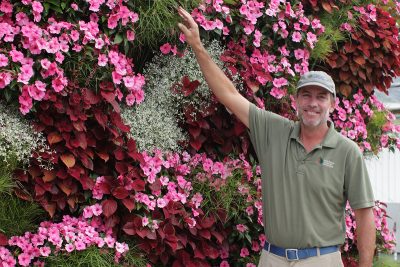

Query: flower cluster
[343,201,396,258]
[331,90,400,154]
[121,40,237,152]
[0,0,144,114]
[90,149,264,266]
[0,211,129,267]
[193,0,324,99]
[0,101,52,168]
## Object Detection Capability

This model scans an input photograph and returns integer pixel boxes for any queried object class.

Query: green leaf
[4,89,11,102]
[44,0,60,6]
[61,2,66,9]
[43,2,50,12]
[124,38,129,55]
[113,34,123,45]
[223,0,238,4]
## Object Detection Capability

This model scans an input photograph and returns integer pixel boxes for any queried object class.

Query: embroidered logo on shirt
[319,158,334,168]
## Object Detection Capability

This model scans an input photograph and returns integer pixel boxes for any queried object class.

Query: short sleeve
[248,103,292,158]
[344,142,375,210]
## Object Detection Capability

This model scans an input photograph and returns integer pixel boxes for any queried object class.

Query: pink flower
[65,243,74,252]
[92,204,102,216]
[104,235,115,248]
[71,3,78,10]
[32,1,43,13]
[246,264,256,267]
[142,216,149,227]
[125,93,135,106]
[133,89,144,104]
[95,38,104,49]
[160,43,172,54]
[75,240,86,251]
[10,49,24,63]
[27,81,46,100]
[51,75,68,92]
[126,30,135,41]
[0,0,13,13]
[270,87,286,99]
[17,64,34,84]
[236,224,248,233]
[83,206,94,218]
[157,198,167,208]
[115,242,129,253]
[272,77,288,88]
[306,32,317,48]
[55,52,64,63]
[220,261,230,267]
[108,14,119,29]
[251,240,260,251]
[0,72,12,89]
[39,246,51,257]
[97,54,108,66]
[292,31,302,42]
[240,247,249,257]
[0,53,9,67]
[18,253,32,266]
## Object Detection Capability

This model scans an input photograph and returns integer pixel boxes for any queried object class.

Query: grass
[0,193,46,237]
[373,254,400,267]
[192,168,256,222]
[0,160,47,237]
[44,244,148,267]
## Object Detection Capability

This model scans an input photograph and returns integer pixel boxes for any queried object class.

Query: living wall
[0,0,399,266]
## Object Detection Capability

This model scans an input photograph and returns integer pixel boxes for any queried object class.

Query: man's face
[296,86,335,128]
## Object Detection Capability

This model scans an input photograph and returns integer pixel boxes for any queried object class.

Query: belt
[263,241,339,261]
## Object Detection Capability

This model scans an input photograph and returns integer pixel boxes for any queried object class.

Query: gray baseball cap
[296,71,336,98]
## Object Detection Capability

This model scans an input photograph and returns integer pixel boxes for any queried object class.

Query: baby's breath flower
[122,40,240,152]
[0,101,52,168]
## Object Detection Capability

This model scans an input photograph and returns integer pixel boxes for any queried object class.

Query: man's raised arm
[177,7,250,128]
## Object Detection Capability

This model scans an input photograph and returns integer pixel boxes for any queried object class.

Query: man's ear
[329,101,335,113]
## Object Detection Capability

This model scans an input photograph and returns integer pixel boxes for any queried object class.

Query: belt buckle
[285,248,299,261]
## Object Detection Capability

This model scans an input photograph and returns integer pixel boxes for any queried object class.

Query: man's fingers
[178,7,196,27]
[177,23,189,35]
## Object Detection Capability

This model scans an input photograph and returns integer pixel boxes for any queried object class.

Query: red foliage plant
[325,6,400,96]
[14,81,143,225]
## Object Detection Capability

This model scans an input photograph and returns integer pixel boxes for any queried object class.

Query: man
[177,7,376,267]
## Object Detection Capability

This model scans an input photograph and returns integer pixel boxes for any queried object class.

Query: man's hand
[177,7,202,50]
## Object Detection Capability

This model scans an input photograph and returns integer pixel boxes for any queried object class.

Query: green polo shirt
[248,103,374,248]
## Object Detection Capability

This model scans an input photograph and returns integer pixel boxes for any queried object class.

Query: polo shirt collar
[290,121,338,148]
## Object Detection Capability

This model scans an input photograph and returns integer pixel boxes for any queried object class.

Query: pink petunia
[55,52,64,63]
[71,3,78,10]
[92,204,102,216]
[240,247,249,257]
[65,243,74,252]
[160,43,171,54]
[9,49,24,63]
[236,224,248,233]
[51,75,67,92]
[142,217,149,227]
[133,89,144,104]
[0,72,12,89]
[292,31,302,42]
[32,1,43,13]
[0,0,13,13]
[126,30,135,41]
[220,261,230,267]
[18,253,32,266]
[0,53,9,67]
[97,54,108,66]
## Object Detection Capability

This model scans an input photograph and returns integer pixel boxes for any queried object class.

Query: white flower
[0,101,53,168]
[121,40,241,153]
